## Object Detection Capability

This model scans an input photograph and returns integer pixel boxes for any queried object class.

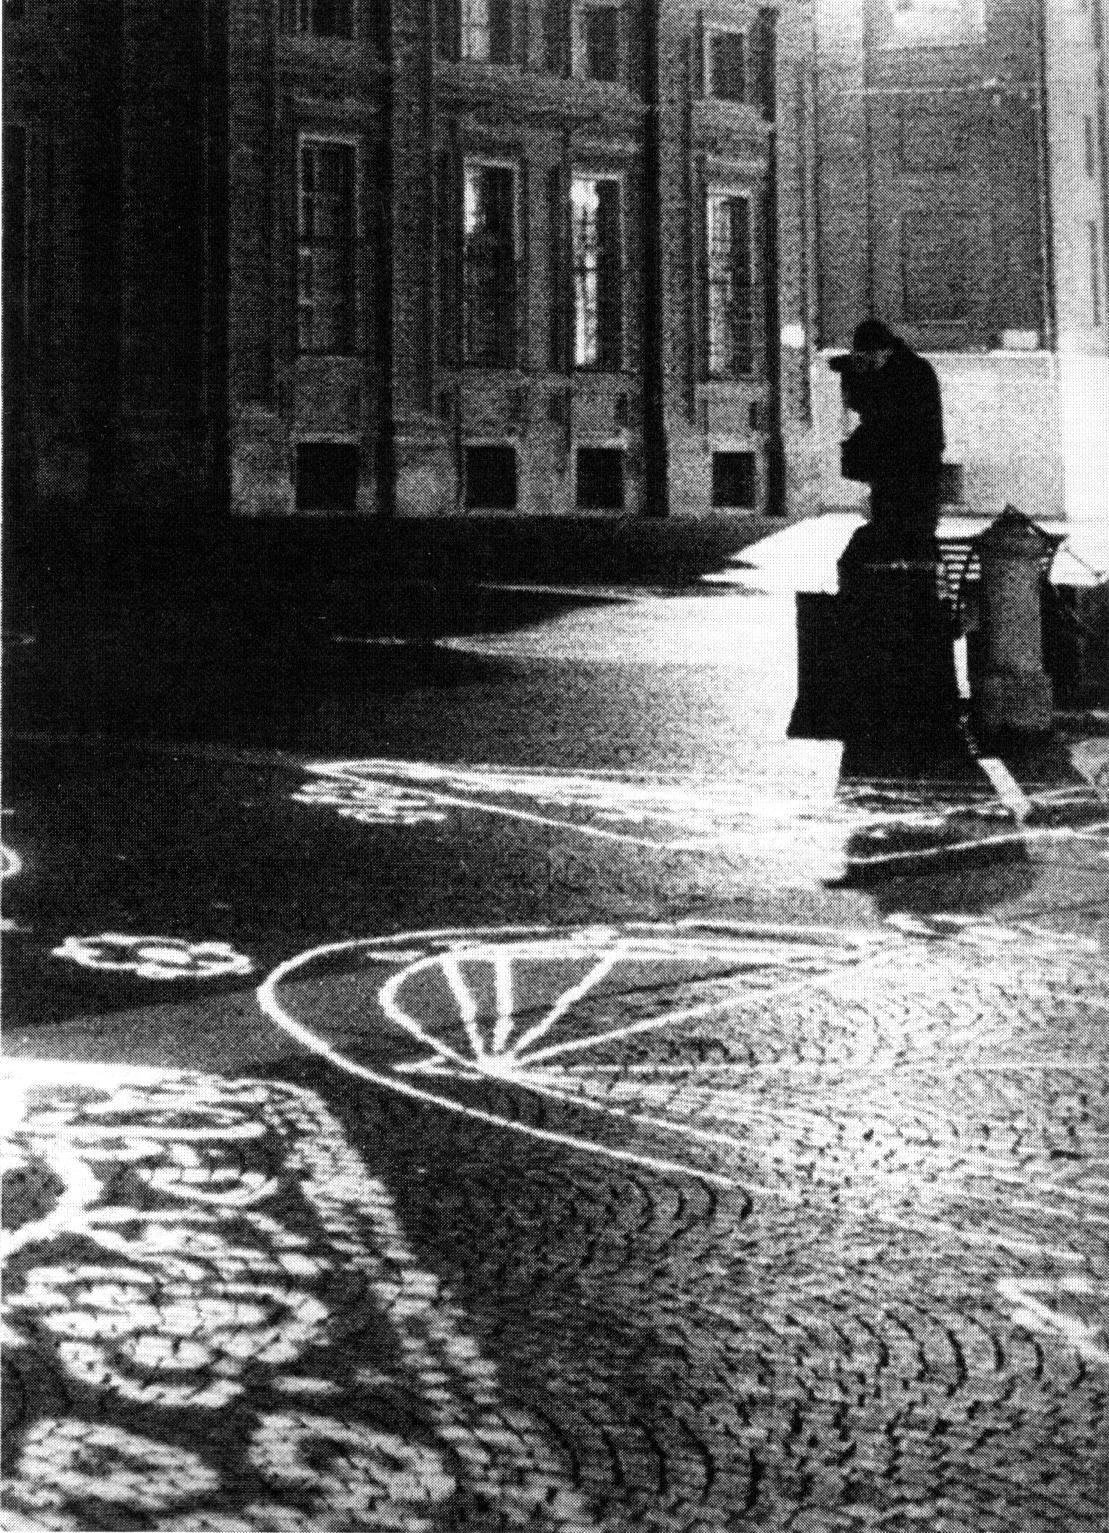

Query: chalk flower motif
[51,934,254,981]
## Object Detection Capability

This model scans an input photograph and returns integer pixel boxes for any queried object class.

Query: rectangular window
[461,0,512,61]
[881,0,983,45]
[464,164,517,367]
[465,445,518,507]
[711,451,756,508]
[296,443,358,511]
[572,175,622,370]
[548,166,568,369]
[1091,221,1103,327]
[706,192,753,377]
[283,0,353,36]
[577,448,624,509]
[574,5,620,82]
[707,31,745,102]
[298,140,357,355]
[544,0,570,72]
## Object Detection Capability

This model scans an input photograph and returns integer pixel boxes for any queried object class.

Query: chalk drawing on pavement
[2,1058,590,1530]
[50,933,254,981]
[259,914,1103,1195]
[291,758,1109,872]
[999,1276,1109,1368]
[257,920,907,1190]
[885,912,1100,956]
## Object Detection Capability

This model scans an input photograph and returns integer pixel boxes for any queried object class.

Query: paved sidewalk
[3,1058,595,1532]
[4,568,1109,1530]
[5,896,1109,1531]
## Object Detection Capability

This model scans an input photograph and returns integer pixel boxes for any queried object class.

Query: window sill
[279,33,368,52]
[702,374,759,387]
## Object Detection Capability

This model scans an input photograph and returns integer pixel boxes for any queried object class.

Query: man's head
[850,318,898,372]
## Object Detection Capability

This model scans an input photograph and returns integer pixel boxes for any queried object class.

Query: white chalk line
[506,941,629,1059]
[257,942,738,1190]
[517,1053,1109,1078]
[366,922,884,1071]
[517,941,898,1068]
[297,759,1109,873]
[255,924,911,1189]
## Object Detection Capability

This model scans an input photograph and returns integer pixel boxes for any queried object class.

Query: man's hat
[851,318,898,351]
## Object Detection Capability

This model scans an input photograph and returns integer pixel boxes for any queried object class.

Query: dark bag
[787,593,847,740]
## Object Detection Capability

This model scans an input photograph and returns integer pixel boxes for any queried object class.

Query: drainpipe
[760,7,786,516]
[378,0,398,517]
[642,0,668,515]
[1034,1,1058,352]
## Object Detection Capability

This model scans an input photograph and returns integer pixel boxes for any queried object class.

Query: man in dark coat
[827,319,962,753]
[834,318,945,573]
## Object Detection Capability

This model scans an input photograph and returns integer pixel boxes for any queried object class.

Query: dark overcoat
[842,340,945,500]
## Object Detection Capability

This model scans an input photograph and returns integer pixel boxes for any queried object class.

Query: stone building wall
[4,0,816,530]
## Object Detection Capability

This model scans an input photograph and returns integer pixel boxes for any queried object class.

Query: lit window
[298,140,357,355]
[284,0,353,37]
[572,175,622,369]
[706,192,753,377]
[883,0,982,44]
[464,164,518,367]
[706,31,745,102]
[573,5,620,82]
[460,0,512,61]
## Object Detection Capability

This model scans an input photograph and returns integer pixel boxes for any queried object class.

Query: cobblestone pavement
[5,896,1109,1529]
[4,603,1109,1529]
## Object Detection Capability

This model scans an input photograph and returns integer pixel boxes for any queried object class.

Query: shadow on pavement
[3,583,620,750]
[831,734,1040,917]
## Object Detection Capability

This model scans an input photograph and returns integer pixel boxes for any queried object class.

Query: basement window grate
[577,448,625,510]
[711,451,757,509]
[296,443,358,512]
[465,445,518,509]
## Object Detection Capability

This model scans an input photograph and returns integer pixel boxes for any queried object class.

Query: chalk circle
[256,920,885,1188]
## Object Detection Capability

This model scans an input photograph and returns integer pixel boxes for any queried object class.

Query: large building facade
[5,0,1105,544]
[811,0,1109,538]
[3,0,816,535]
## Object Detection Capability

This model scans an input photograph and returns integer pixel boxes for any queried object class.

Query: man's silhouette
[833,318,945,580]
[828,319,963,753]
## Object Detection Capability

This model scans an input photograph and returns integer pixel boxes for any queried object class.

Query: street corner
[1,1057,596,1532]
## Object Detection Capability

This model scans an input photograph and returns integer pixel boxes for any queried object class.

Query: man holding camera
[827,319,961,751]
[832,318,945,583]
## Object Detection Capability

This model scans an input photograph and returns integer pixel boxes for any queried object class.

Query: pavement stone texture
[4,903,1108,1531]
[4,588,1109,1530]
